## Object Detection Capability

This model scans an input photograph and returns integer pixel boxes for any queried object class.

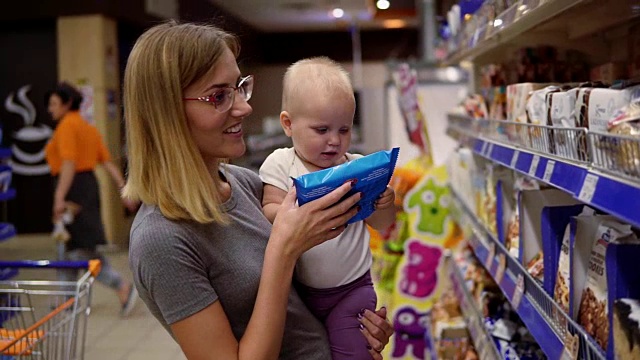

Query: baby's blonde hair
[282,57,355,115]
[122,21,239,224]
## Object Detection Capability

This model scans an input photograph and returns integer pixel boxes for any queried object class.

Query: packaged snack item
[577,221,637,350]
[526,85,562,125]
[526,251,544,283]
[482,165,498,237]
[393,64,432,155]
[389,167,423,208]
[613,299,640,360]
[606,101,640,176]
[553,223,571,315]
[507,83,551,123]
[547,88,583,159]
[463,94,489,119]
[526,86,562,151]
[586,88,632,133]
[489,86,507,121]
[293,147,399,224]
[505,210,520,259]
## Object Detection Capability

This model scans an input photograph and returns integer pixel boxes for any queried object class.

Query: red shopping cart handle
[0,260,102,277]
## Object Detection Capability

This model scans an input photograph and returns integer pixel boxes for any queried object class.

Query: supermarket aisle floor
[1,234,187,360]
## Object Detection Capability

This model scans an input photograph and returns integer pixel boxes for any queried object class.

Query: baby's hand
[375,186,395,210]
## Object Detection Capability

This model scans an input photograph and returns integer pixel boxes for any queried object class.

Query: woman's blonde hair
[122,21,239,224]
[282,56,354,115]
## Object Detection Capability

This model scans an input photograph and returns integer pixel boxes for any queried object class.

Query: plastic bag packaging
[293,147,400,224]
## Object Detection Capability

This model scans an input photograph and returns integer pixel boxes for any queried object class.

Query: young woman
[123,21,393,359]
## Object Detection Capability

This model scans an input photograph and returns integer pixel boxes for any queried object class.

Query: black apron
[54,171,107,251]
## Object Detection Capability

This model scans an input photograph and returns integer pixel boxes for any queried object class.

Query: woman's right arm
[170,182,360,360]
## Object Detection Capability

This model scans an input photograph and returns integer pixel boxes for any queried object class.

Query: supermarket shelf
[0,148,11,159]
[450,188,605,360]
[0,189,16,202]
[443,0,637,66]
[447,114,640,230]
[0,267,18,281]
[446,254,501,360]
[0,223,16,243]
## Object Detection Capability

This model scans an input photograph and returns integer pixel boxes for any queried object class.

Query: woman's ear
[280,111,293,137]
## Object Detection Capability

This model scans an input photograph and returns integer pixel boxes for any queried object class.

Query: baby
[259,57,396,359]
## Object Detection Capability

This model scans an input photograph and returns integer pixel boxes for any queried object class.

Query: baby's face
[289,94,355,171]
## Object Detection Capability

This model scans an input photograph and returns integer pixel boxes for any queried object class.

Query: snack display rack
[445,253,502,360]
[450,186,605,360]
[0,147,16,244]
[443,0,635,66]
[447,114,640,229]
[437,0,640,358]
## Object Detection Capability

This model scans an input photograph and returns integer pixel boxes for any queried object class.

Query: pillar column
[57,15,128,247]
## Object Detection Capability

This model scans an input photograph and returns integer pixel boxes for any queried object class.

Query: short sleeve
[56,119,79,162]
[95,130,112,163]
[259,148,294,192]
[130,219,218,325]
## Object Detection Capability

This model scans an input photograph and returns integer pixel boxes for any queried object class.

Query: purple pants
[296,271,377,360]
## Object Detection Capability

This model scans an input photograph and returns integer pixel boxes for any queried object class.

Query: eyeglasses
[183,75,254,113]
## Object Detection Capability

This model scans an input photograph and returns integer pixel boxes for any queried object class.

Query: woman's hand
[360,307,394,359]
[52,196,66,222]
[269,182,361,261]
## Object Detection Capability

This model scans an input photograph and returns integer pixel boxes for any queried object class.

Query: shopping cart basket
[0,260,101,360]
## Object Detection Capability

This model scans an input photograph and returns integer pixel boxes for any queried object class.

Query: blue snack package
[293,147,400,224]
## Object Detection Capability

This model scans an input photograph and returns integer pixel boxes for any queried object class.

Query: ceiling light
[493,18,503,27]
[376,0,390,10]
[464,13,472,21]
[332,8,344,18]
[383,19,406,28]
[518,4,528,11]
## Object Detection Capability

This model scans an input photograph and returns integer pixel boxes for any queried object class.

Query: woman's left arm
[53,160,76,220]
[360,307,394,359]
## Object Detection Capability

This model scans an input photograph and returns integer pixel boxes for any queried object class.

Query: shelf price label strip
[449,188,606,360]
[468,136,640,230]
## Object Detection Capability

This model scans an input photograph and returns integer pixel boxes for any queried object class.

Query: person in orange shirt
[45,82,139,317]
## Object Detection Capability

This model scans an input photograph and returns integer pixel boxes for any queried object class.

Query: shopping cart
[0,260,101,360]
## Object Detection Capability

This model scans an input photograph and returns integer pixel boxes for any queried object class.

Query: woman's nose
[231,94,252,118]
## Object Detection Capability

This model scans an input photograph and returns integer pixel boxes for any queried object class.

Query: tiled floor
[1,234,186,360]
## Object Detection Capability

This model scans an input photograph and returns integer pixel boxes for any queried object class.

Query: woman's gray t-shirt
[129,164,330,359]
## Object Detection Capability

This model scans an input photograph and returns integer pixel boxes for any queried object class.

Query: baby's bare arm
[262,184,288,223]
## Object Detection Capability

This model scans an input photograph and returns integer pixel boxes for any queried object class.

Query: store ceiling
[209,0,418,32]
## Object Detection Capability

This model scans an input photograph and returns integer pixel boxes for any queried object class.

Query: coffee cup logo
[4,85,52,175]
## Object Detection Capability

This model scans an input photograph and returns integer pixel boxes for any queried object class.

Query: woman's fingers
[360,325,384,356]
[360,309,393,346]
[281,186,298,209]
[324,203,359,232]
[309,181,354,210]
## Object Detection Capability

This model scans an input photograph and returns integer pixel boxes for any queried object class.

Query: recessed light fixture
[332,8,344,18]
[518,4,528,11]
[376,0,390,10]
[493,18,503,27]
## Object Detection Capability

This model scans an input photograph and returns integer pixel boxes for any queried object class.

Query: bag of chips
[293,147,400,224]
